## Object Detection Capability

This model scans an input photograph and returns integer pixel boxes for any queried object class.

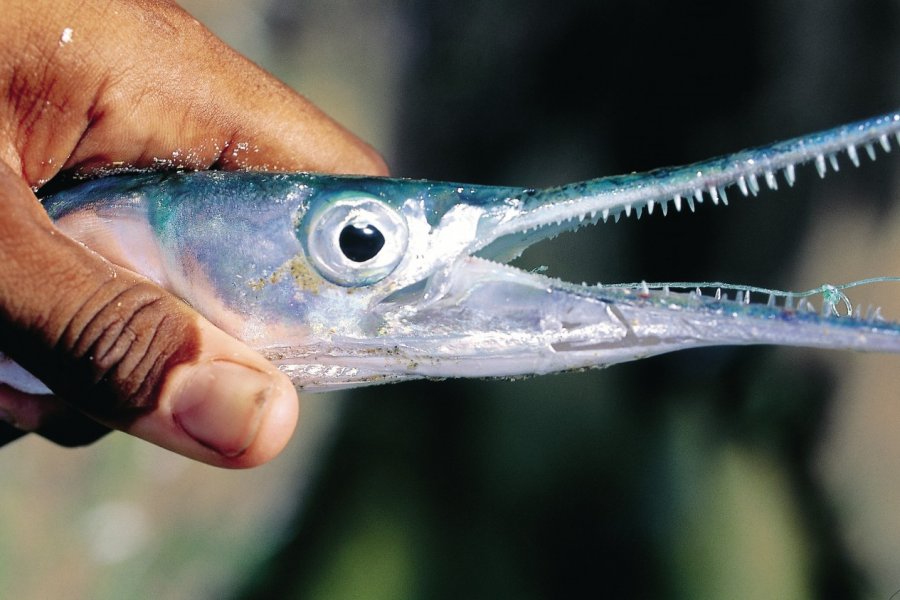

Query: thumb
[0,163,298,467]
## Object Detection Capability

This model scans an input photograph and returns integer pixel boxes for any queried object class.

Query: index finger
[6,0,387,187]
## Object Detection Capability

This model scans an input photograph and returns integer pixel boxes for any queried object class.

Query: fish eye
[302,193,408,287]
[339,223,386,263]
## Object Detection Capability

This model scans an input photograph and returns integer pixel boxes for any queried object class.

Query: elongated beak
[271,259,900,391]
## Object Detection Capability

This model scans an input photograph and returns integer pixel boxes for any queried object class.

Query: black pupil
[339,223,385,262]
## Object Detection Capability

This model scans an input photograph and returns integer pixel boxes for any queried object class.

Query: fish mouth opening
[461,110,900,308]
[380,203,898,326]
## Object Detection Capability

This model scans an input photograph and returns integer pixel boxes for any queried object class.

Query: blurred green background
[3,1,900,598]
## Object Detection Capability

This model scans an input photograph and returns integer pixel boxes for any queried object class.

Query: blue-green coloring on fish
[4,109,900,393]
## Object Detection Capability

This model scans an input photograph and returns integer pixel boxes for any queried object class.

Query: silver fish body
[10,109,900,393]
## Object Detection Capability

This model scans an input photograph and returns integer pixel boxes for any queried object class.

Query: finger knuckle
[58,278,200,424]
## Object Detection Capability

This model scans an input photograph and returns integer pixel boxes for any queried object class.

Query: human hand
[0,0,386,467]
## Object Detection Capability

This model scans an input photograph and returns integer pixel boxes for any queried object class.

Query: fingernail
[172,362,272,457]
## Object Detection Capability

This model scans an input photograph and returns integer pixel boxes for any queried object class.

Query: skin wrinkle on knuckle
[32,260,110,340]
[96,298,175,394]
[127,313,188,411]
[57,279,146,368]
[74,289,154,377]
[54,278,200,424]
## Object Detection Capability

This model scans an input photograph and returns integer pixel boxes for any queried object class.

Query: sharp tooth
[764,170,778,190]
[590,210,597,219]
[737,176,749,196]
[647,199,655,215]
[828,153,840,171]
[624,203,632,217]
[767,293,776,307]
[715,288,722,301]
[784,295,794,310]
[709,185,719,205]
[735,291,743,304]
[602,208,610,222]
[718,186,728,205]
[674,194,683,212]
[815,154,827,178]
[663,285,670,296]
[896,132,900,146]
[865,142,877,161]
[578,213,586,222]
[847,144,860,167]
[660,199,668,216]
[880,134,892,152]
[614,211,621,223]
[694,188,704,204]
[635,205,643,219]
[686,196,696,212]
[744,291,751,305]
[784,163,796,186]
[640,281,650,296]
[748,173,760,196]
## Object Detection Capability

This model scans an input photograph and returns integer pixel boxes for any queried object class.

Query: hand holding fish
[0,0,386,466]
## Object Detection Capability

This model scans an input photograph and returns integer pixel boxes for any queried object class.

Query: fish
[3,109,900,394]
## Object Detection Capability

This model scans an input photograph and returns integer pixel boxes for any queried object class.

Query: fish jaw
[263,256,900,391]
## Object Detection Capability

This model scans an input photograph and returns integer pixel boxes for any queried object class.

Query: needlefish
[4,110,900,394]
